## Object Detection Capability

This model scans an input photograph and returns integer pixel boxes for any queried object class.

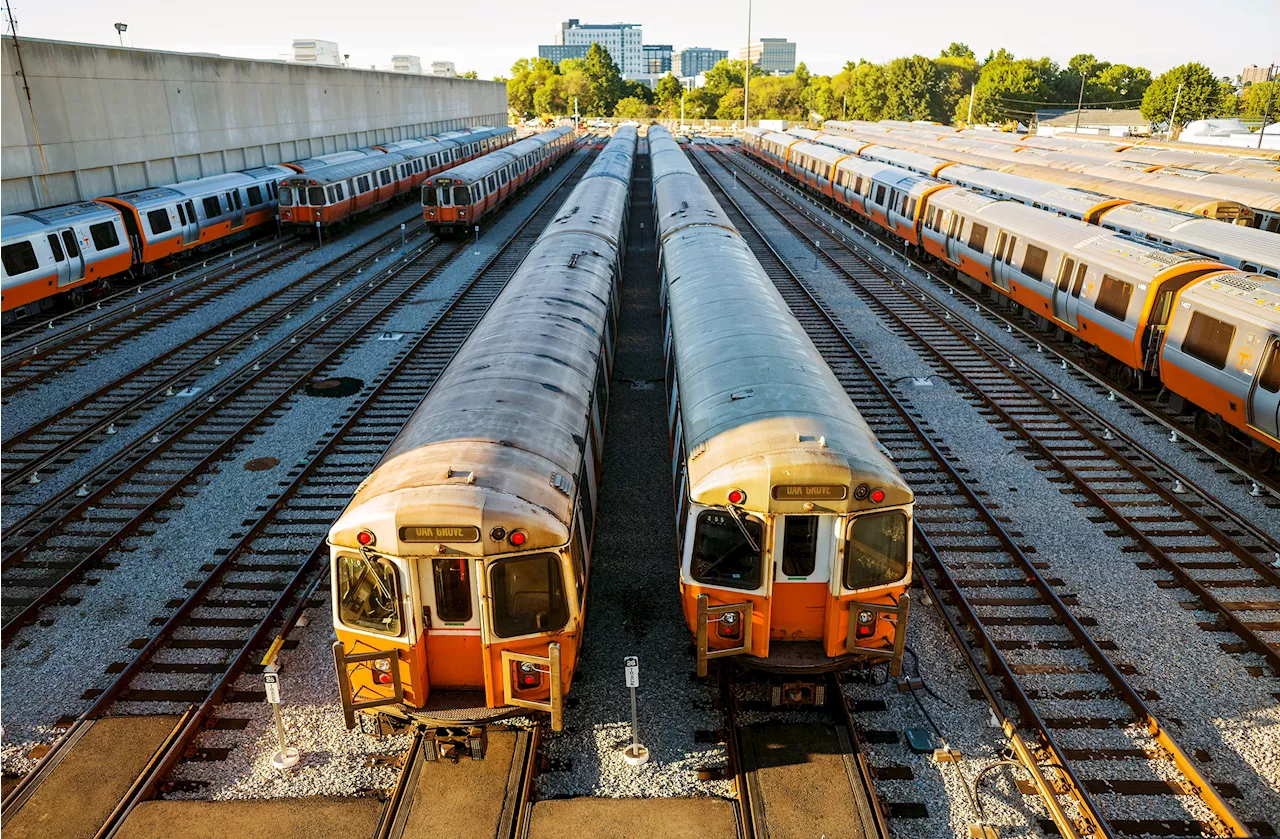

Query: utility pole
[5,0,51,206]
[1259,64,1277,150]
[680,88,686,131]
[1168,82,1184,140]
[842,93,847,121]
[742,0,752,131]
[966,81,975,126]
[1074,68,1089,133]
[573,97,579,129]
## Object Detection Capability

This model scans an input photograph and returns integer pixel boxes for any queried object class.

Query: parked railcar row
[741,129,1280,462]
[652,125,914,680]
[824,120,1280,232]
[0,127,515,321]
[421,126,579,233]
[330,127,637,734]
[789,128,1280,277]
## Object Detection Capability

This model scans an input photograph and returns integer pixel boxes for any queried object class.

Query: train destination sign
[771,485,848,501]
[399,525,481,543]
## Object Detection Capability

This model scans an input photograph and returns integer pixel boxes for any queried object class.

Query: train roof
[2,213,54,239]
[328,134,635,556]
[12,200,121,227]
[425,127,573,186]
[288,152,410,184]
[100,185,186,208]
[1177,273,1280,330]
[579,126,638,186]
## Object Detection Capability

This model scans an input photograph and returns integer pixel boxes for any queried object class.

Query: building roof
[1042,109,1149,128]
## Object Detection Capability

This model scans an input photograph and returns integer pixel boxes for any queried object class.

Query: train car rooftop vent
[730,388,754,401]
[446,468,476,484]
[550,473,572,496]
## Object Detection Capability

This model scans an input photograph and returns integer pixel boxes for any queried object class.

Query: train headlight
[727,489,746,505]
[508,530,528,547]
[357,529,376,547]
[517,660,541,689]
[856,610,876,639]
[870,489,886,503]
[373,658,392,672]
[373,657,394,684]
[717,610,742,640]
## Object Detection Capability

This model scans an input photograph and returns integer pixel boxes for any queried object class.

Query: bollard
[474,225,480,255]
[316,220,323,247]
[265,669,300,769]
[400,222,406,255]
[621,656,649,766]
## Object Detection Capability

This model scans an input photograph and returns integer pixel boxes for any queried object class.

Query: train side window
[335,184,345,201]
[1071,264,1088,297]
[1257,341,1280,393]
[1058,258,1076,292]
[336,554,402,635]
[202,196,221,218]
[994,231,1007,262]
[571,516,587,603]
[1005,236,1017,265]
[1022,245,1048,281]
[232,191,242,210]
[147,209,173,235]
[1,241,39,275]
[47,233,65,262]
[60,230,80,259]
[90,221,120,250]
[968,223,988,252]
[691,510,763,590]
[1180,311,1235,370]
[247,186,263,206]
[380,170,392,186]
[1095,274,1133,321]
[844,512,908,590]
[177,203,187,225]
[432,558,472,623]
[428,154,439,168]
[489,554,568,637]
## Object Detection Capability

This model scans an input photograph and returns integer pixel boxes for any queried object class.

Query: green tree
[846,61,888,120]
[460,70,479,79]
[614,97,652,119]
[505,57,558,117]
[623,79,655,104]
[1241,81,1278,118]
[883,55,941,120]
[941,42,975,60]
[935,53,978,124]
[704,59,746,95]
[1092,63,1152,104]
[716,87,744,120]
[582,42,624,116]
[1141,62,1226,129]
[964,51,1054,125]
[655,73,684,104]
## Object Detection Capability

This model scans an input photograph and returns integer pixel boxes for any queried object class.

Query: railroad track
[0,230,289,360]
[704,147,1280,680]
[723,146,1280,497]
[691,148,1261,838]
[1,222,429,494]
[5,147,595,839]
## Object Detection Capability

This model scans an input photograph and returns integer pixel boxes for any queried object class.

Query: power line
[989,94,1146,107]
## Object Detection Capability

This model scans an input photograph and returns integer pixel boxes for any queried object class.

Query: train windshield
[336,553,402,635]
[843,512,908,590]
[422,186,437,207]
[278,187,293,206]
[489,553,568,637]
[308,187,326,206]
[691,510,763,590]
[453,185,472,205]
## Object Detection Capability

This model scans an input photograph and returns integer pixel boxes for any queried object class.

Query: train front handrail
[333,641,405,729]
[695,594,755,677]
[845,593,910,678]
[501,643,564,732]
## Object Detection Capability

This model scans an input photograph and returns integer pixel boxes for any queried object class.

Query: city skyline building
[740,37,797,75]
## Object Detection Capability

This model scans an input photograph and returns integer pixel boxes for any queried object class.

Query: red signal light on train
[357,530,376,546]
[869,489,885,503]
[509,530,528,547]
[727,489,746,505]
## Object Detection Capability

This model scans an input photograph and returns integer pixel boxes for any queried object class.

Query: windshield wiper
[727,505,760,554]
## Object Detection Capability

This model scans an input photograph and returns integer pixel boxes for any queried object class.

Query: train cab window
[1022,245,1048,281]
[1095,274,1133,321]
[1180,311,1235,370]
[147,209,172,235]
[489,553,568,638]
[453,185,472,205]
[968,223,988,252]
[1258,341,1280,393]
[844,512,908,590]
[781,517,819,577]
[47,233,65,262]
[432,558,472,623]
[279,186,294,206]
[308,187,325,206]
[60,230,79,259]
[336,553,402,636]
[422,186,436,207]
[90,221,120,250]
[1,241,39,276]
[177,204,188,226]
[202,196,221,218]
[691,510,763,590]
[247,186,263,206]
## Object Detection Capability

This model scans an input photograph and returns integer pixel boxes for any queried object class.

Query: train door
[226,191,245,230]
[1248,335,1280,441]
[417,556,484,690]
[770,515,835,641]
[1052,255,1080,328]
[943,211,959,263]
[46,232,70,288]
[59,229,86,286]
[180,201,200,245]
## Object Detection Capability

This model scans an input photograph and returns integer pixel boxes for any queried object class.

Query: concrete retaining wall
[2,36,508,212]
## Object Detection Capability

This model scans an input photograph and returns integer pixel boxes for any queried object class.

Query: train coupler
[769,679,826,707]
[421,726,488,762]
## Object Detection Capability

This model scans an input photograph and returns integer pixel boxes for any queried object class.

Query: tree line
[500,42,1276,131]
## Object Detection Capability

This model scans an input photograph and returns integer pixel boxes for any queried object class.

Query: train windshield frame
[843,511,909,591]
[336,552,403,636]
[278,186,293,206]
[690,509,764,590]
[488,552,569,638]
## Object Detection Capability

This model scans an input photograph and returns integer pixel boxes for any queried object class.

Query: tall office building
[292,39,341,66]
[673,47,728,78]
[740,38,797,75]
[551,19,644,75]
[538,44,589,64]
[1242,64,1273,85]
[643,44,673,75]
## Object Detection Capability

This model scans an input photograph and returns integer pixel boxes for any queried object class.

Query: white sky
[7,0,1276,84]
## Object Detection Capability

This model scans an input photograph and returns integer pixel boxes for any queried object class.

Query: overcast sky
[7,0,1276,85]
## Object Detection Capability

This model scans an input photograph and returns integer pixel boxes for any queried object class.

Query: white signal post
[621,656,649,765]
[264,669,300,769]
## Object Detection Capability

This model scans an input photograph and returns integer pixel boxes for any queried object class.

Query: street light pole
[1168,82,1184,140]
[742,0,752,131]
[1074,69,1088,134]
[1259,64,1277,150]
